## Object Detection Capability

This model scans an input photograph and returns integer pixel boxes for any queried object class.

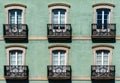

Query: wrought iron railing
[91,24,116,39]
[4,65,28,79]
[3,24,28,39]
[91,65,115,79]
[47,24,71,38]
[47,65,71,79]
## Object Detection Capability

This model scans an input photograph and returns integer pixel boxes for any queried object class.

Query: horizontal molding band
[0,36,120,40]
[0,76,120,81]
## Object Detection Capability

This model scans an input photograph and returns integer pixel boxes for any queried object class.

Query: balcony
[91,24,116,41]
[4,65,28,79]
[47,65,71,80]
[3,24,28,40]
[47,24,72,40]
[91,65,115,80]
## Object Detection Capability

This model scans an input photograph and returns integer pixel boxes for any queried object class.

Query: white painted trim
[6,46,26,65]
[5,4,26,24]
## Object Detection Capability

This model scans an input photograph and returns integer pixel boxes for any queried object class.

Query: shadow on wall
[48,80,71,83]
[92,80,115,83]
[6,79,29,83]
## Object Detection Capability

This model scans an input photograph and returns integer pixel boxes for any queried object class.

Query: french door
[52,50,66,65]
[96,50,110,72]
[9,50,23,65]
[9,9,22,24]
[96,9,110,29]
[52,9,66,24]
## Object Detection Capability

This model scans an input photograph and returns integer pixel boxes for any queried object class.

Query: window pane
[96,9,110,25]
[9,9,22,24]
[52,50,66,65]
[9,50,23,65]
[52,9,66,24]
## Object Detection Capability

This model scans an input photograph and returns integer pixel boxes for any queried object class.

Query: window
[97,9,110,29]
[9,50,23,65]
[6,45,27,65]
[4,4,28,40]
[92,45,114,65]
[48,3,70,24]
[93,3,115,24]
[52,50,66,65]
[48,45,70,65]
[48,45,71,79]
[52,9,66,24]
[9,9,22,24]
[91,45,115,79]
[96,50,109,65]
[5,45,28,79]
[5,4,27,24]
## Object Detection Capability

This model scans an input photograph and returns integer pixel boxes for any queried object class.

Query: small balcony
[4,65,28,79]
[3,24,28,40]
[91,24,116,41]
[91,65,115,80]
[47,65,71,80]
[47,24,72,40]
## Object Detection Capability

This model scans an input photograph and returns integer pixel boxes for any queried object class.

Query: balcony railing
[47,65,71,80]
[3,24,28,40]
[91,65,115,80]
[4,65,28,79]
[47,24,72,39]
[91,24,116,39]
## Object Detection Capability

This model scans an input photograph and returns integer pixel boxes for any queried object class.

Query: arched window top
[92,44,114,49]
[5,3,27,9]
[6,45,27,49]
[92,3,115,8]
[48,3,70,8]
[48,45,70,49]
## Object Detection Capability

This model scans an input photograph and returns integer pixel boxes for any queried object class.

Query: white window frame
[9,9,22,24]
[92,3,115,24]
[92,45,114,65]
[48,45,70,65]
[52,49,66,65]
[96,50,110,65]
[5,4,27,24]
[6,45,27,65]
[48,3,70,24]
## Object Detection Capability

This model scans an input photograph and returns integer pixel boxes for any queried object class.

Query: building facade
[0,0,119,83]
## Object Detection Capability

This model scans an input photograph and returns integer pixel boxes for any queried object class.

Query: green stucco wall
[0,0,119,83]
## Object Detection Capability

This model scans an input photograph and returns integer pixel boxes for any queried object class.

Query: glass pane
[60,10,66,24]
[9,50,23,65]
[10,51,16,65]
[52,9,66,24]
[97,9,110,25]
[52,50,66,65]
[17,51,22,65]
[9,9,22,24]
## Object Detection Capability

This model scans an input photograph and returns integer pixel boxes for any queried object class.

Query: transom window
[52,50,66,65]
[52,9,66,24]
[9,9,22,24]
[96,50,110,65]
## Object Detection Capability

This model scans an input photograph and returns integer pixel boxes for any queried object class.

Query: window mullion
[58,52,60,65]
[15,11,17,24]
[16,51,18,65]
